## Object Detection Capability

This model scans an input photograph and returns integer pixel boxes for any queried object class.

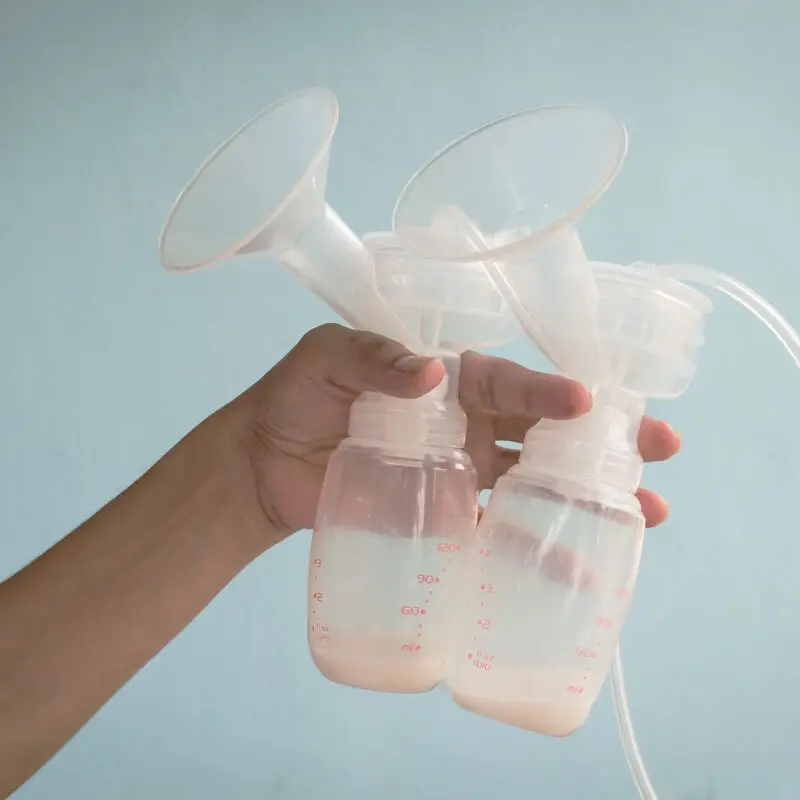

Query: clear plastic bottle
[308,358,479,694]
[446,392,645,734]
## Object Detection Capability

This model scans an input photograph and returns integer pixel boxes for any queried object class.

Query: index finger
[459,351,592,420]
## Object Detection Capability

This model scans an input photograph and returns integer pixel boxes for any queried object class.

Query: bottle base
[310,640,445,694]
[449,688,588,737]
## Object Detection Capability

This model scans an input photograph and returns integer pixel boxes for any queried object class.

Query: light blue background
[1,1,798,797]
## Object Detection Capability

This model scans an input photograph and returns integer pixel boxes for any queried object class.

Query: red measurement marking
[437,543,460,553]
[467,652,473,659]
[566,684,584,695]
[476,619,492,630]
[479,583,494,593]
[478,549,491,558]
[401,642,423,652]
[313,558,322,568]
[310,622,329,642]
[417,574,437,584]
[401,606,420,616]
[420,608,427,614]
[471,650,494,672]
[575,645,597,659]
[312,592,324,603]
[595,616,614,629]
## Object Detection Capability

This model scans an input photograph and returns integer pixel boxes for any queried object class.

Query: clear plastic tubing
[611,263,800,800]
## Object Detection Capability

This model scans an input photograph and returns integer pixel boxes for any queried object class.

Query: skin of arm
[0,399,271,796]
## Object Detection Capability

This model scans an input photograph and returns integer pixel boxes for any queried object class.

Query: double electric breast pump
[158,87,800,800]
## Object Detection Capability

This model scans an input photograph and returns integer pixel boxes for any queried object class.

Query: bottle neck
[514,387,645,499]
[347,352,467,449]
[243,202,412,343]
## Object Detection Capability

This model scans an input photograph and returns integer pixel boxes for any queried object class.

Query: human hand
[233,324,679,540]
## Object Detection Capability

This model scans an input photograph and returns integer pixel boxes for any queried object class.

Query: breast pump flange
[157,88,522,696]
[393,104,800,799]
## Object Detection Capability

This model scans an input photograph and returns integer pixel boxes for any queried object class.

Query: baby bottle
[446,389,645,735]
[307,356,478,693]
[443,262,711,734]
[308,231,519,693]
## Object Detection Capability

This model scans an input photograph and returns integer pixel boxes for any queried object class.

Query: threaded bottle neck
[347,352,467,449]
[515,388,645,499]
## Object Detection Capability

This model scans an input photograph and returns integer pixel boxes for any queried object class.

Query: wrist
[165,398,278,565]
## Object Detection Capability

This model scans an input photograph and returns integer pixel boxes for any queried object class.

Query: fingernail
[394,355,432,373]
[565,384,593,418]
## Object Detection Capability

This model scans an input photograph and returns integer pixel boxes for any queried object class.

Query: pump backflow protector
[159,89,800,800]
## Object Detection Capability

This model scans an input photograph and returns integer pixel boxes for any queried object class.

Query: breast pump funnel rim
[158,86,338,273]
[157,87,411,341]
[390,104,629,387]
[391,104,628,264]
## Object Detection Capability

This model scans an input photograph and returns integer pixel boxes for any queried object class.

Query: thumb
[300,324,445,398]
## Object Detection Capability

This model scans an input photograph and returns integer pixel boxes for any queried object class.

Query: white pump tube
[611,263,800,800]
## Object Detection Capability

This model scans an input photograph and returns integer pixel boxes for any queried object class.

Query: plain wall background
[1,1,799,797]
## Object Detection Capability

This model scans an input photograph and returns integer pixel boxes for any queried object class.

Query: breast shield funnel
[158,87,409,342]
[392,105,628,388]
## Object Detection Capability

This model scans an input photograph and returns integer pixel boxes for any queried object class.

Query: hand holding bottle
[238,322,679,542]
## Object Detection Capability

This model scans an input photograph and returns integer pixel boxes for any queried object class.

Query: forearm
[0,401,271,796]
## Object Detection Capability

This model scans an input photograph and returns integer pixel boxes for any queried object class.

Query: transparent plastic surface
[580,263,711,398]
[446,471,643,734]
[365,232,519,353]
[157,89,519,695]
[392,106,628,387]
[309,439,478,693]
[159,87,338,272]
[158,87,410,340]
[387,98,712,790]
[392,106,626,264]
[158,87,519,353]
